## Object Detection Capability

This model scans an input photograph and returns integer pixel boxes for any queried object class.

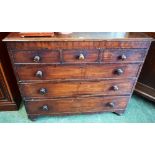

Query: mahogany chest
[3,32,152,120]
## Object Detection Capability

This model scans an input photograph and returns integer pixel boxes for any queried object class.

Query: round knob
[33,56,40,62]
[79,54,85,60]
[36,71,43,78]
[107,102,115,108]
[42,105,49,111]
[39,88,47,95]
[112,85,119,91]
[119,54,127,61]
[115,68,124,75]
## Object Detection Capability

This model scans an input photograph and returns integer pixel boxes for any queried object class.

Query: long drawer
[15,64,141,81]
[20,79,135,99]
[25,96,130,115]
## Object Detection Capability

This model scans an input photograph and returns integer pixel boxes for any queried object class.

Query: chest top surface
[3,32,153,42]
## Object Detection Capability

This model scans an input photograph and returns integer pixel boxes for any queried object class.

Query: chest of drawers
[3,32,152,120]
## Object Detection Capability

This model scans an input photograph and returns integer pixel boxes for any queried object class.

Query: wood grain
[63,49,99,63]
[102,49,147,63]
[20,79,135,99]
[3,32,152,118]
[15,64,141,81]
[13,50,60,63]
[25,96,130,115]
[7,41,151,51]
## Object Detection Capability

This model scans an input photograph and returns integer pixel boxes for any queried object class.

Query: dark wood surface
[20,79,135,99]
[15,64,140,81]
[0,33,21,111]
[13,50,60,63]
[102,49,147,63]
[6,41,151,50]
[135,32,155,101]
[12,49,147,64]
[4,32,152,120]
[25,96,130,116]
[0,63,12,102]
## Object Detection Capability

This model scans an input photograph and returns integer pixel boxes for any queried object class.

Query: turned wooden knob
[79,53,85,60]
[112,85,119,91]
[42,105,49,111]
[39,88,47,95]
[115,68,124,75]
[107,102,115,108]
[36,71,43,78]
[120,54,127,60]
[33,55,40,62]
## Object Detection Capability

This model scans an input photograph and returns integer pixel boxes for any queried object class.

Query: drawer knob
[112,85,119,91]
[79,54,85,60]
[33,56,40,62]
[39,88,47,95]
[36,71,43,78]
[107,102,115,108]
[120,54,127,60]
[42,105,49,111]
[115,68,124,75]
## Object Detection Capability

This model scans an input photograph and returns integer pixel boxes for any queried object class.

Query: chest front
[4,32,152,120]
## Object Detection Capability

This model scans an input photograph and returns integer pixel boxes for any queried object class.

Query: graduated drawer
[25,96,130,115]
[15,64,141,81]
[12,50,60,63]
[102,49,147,63]
[20,79,135,99]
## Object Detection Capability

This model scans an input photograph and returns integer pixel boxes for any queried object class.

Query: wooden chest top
[3,32,152,42]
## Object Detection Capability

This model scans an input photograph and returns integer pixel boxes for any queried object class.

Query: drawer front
[12,50,60,63]
[63,49,99,63]
[15,64,141,81]
[20,79,135,98]
[7,41,105,50]
[106,41,150,49]
[102,49,147,63]
[7,41,150,51]
[25,96,130,115]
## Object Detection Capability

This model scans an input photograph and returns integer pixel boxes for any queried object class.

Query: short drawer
[15,64,141,81]
[20,79,135,99]
[62,49,99,63]
[25,96,130,115]
[102,49,147,63]
[12,50,60,63]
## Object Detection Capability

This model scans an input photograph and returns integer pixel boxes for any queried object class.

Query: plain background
[0,0,155,155]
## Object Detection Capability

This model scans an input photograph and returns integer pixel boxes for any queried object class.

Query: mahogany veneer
[3,32,152,120]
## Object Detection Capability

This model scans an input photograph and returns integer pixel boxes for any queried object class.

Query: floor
[0,94,155,123]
